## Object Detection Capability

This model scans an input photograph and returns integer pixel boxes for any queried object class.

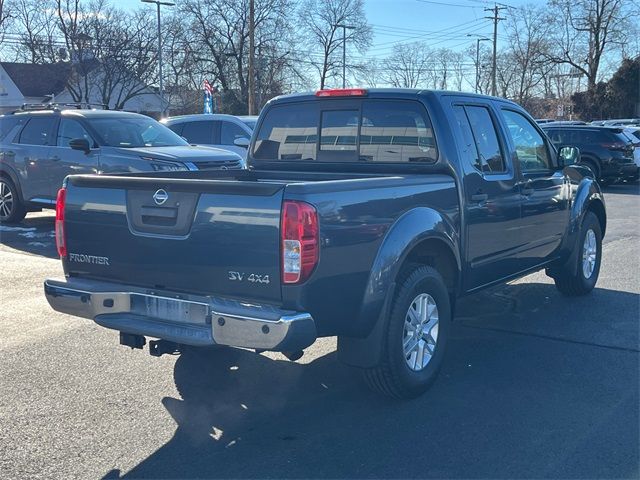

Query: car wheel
[553,211,602,296]
[364,265,450,399]
[580,159,600,180]
[0,177,26,224]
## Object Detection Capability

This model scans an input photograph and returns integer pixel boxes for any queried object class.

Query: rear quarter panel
[283,175,460,337]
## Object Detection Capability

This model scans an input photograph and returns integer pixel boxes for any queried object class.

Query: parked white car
[161,114,257,163]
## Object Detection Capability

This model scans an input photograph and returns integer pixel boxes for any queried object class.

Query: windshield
[242,119,257,130]
[91,117,189,148]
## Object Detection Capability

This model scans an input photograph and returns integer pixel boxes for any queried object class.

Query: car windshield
[91,117,188,148]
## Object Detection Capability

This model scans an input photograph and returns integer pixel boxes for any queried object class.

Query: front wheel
[553,211,602,296]
[364,266,451,399]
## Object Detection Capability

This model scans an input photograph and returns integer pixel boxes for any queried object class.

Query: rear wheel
[364,265,450,399]
[0,177,26,224]
[553,211,602,296]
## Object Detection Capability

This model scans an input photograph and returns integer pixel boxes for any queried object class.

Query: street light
[334,24,355,89]
[467,34,490,94]
[141,0,175,117]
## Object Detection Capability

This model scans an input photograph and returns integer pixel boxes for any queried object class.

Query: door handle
[470,193,488,203]
[51,156,61,162]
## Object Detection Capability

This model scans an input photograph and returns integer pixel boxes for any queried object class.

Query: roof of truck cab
[266,88,520,107]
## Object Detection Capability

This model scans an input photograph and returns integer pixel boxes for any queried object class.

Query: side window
[221,121,248,145]
[0,117,22,141]
[501,109,552,172]
[320,110,358,152]
[18,117,56,146]
[452,105,482,171]
[180,121,214,144]
[360,101,437,163]
[464,105,506,173]
[57,118,92,147]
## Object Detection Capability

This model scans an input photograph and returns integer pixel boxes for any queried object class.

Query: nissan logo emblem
[153,189,169,206]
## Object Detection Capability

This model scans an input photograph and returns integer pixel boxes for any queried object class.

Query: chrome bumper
[44,278,316,351]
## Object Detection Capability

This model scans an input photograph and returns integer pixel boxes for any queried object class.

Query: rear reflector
[315,88,367,97]
[281,201,319,284]
[55,187,67,258]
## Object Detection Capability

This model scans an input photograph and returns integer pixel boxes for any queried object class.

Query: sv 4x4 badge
[228,271,270,284]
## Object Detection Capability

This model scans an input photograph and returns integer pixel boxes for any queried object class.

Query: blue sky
[113,0,538,60]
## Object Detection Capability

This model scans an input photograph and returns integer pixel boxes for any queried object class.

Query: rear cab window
[253,98,438,164]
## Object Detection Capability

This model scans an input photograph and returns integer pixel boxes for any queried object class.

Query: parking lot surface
[0,184,638,479]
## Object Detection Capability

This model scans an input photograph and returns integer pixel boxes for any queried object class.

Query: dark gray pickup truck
[45,89,606,398]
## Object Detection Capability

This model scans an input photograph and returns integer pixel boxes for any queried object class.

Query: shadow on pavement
[102,284,639,479]
[0,214,57,259]
[602,182,640,196]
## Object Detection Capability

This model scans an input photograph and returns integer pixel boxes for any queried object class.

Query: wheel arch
[338,207,460,368]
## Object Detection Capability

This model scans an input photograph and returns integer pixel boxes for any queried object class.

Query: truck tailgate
[62,175,284,303]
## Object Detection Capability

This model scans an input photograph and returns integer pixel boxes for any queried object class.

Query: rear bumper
[44,277,316,352]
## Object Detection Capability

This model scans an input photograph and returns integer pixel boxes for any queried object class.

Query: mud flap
[337,282,396,368]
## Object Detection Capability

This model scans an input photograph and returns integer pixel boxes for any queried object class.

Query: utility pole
[484,4,506,97]
[141,0,175,117]
[248,0,255,115]
[334,24,355,89]
[467,34,490,94]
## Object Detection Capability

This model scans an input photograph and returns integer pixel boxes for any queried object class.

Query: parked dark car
[45,88,605,399]
[0,107,243,223]
[541,125,636,184]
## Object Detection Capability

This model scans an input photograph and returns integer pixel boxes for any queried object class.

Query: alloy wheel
[0,180,14,220]
[403,293,439,371]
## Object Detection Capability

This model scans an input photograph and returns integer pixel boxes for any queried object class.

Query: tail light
[55,187,67,258]
[600,142,629,151]
[281,201,318,284]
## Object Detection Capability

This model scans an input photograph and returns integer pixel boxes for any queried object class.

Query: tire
[364,265,451,399]
[553,211,602,296]
[0,176,26,224]
[580,159,600,180]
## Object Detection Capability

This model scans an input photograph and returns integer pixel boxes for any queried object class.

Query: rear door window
[463,106,506,173]
[180,121,214,144]
[18,117,56,145]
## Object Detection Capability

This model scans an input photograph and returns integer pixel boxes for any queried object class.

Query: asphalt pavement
[0,184,638,479]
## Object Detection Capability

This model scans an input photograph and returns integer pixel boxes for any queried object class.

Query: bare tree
[382,41,432,88]
[502,5,553,108]
[11,0,59,63]
[547,0,634,91]
[180,0,295,113]
[298,0,371,89]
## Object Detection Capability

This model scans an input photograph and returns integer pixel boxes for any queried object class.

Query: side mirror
[233,137,250,148]
[69,138,91,154]
[558,145,579,166]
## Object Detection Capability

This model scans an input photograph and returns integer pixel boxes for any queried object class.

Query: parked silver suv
[0,107,243,223]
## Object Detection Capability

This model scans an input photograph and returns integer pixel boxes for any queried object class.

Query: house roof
[0,62,71,98]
